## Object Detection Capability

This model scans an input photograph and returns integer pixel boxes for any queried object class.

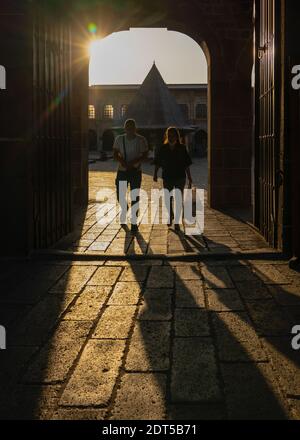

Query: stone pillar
[209,46,253,208]
[70,29,89,206]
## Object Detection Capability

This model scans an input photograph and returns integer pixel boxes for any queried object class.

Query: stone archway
[71,0,253,209]
[0,0,254,254]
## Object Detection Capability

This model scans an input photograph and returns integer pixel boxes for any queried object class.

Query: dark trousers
[116,169,142,224]
[163,177,186,224]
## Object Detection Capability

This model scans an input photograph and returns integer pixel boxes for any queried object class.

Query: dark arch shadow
[107,244,300,420]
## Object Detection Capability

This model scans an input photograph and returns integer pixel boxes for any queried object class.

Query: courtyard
[52,158,271,257]
[0,159,300,420]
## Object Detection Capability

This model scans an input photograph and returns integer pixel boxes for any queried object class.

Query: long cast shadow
[121,243,300,420]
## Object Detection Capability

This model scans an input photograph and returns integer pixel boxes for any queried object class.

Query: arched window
[179,104,189,120]
[196,103,207,119]
[88,105,95,119]
[120,104,128,118]
[103,104,114,120]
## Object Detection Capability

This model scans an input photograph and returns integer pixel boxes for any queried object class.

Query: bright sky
[89,28,207,85]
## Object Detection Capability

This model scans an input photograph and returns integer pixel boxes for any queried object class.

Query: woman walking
[153,127,193,231]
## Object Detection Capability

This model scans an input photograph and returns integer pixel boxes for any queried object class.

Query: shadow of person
[107,238,298,420]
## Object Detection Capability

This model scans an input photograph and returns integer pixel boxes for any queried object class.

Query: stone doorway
[1,0,257,255]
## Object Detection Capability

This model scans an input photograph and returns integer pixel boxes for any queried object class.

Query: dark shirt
[155,143,192,180]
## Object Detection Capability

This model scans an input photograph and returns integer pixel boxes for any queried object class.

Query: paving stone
[68,246,88,252]
[151,231,168,238]
[206,239,238,248]
[171,338,221,402]
[88,242,110,252]
[5,385,61,419]
[221,363,290,419]
[106,248,126,255]
[175,309,210,337]
[289,399,300,419]
[148,246,168,254]
[23,321,92,384]
[284,305,300,324]
[262,337,300,397]
[0,304,32,329]
[237,242,266,250]
[59,340,125,407]
[267,284,300,306]
[275,265,300,285]
[108,283,142,306]
[53,260,104,266]
[51,408,107,420]
[2,278,54,304]
[105,261,131,266]
[106,260,163,267]
[207,289,244,311]
[175,280,205,308]
[0,345,37,373]
[31,264,70,282]
[208,246,238,253]
[235,280,272,300]
[87,267,122,286]
[149,238,168,245]
[119,266,149,282]
[74,239,94,247]
[227,266,257,282]
[110,373,167,420]
[128,245,148,255]
[168,261,200,267]
[212,312,267,362]
[251,264,290,285]
[247,259,288,266]
[167,403,226,420]
[98,233,117,240]
[92,306,136,339]
[202,260,248,267]
[0,346,38,409]
[202,266,234,289]
[64,286,111,320]
[82,233,101,240]
[11,294,75,346]
[49,266,97,294]
[138,289,172,321]
[246,300,292,336]
[147,267,174,288]
[126,322,170,371]
[175,266,202,280]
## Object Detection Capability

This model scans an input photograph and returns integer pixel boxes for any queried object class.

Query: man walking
[113,119,148,234]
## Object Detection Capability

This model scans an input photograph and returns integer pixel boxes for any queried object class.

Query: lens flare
[88,23,97,35]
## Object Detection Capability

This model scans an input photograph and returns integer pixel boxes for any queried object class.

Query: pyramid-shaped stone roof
[121,63,191,129]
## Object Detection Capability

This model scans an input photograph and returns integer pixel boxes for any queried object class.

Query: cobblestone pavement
[1,257,300,420]
[53,159,271,255]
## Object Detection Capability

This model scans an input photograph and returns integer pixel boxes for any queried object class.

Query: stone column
[70,28,89,206]
[209,45,253,208]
